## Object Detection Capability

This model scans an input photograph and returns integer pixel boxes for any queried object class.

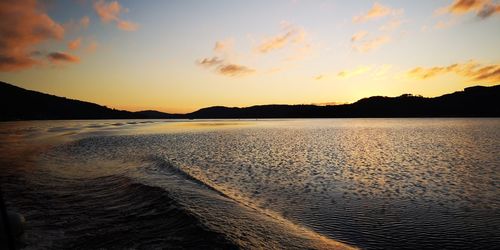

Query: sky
[0,0,499,113]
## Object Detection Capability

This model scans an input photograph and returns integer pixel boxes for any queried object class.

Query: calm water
[0,119,499,249]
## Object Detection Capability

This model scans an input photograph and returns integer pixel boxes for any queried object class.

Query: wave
[3,170,237,249]
[133,157,354,250]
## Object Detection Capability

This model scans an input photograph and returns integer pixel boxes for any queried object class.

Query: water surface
[1,119,499,249]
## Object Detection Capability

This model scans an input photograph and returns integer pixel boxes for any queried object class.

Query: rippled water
[1,119,499,249]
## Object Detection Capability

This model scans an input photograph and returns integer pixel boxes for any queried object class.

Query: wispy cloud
[47,52,80,63]
[434,18,459,29]
[197,57,255,77]
[285,43,313,62]
[254,22,314,65]
[255,23,306,54]
[198,22,313,76]
[217,64,255,77]
[314,75,325,80]
[325,64,394,80]
[116,20,138,31]
[437,0,500,19]
[350,3,403,53]
[80,16,90,29]
[94,0,138,31]
[63,16,91,33]
[351,31,368,42]
[197,43,255,77]
[214,39,234,54]
[352,35,391,53]
[197,56,224,67]
[353,2,401,23]
[407,61,500,82]
[68,37,82,50]
[0,0,65,71]
[94,0,122,22]
[379,19,403,31]
[338,65,373,78]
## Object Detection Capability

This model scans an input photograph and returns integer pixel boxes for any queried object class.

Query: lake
[1,119,499,249]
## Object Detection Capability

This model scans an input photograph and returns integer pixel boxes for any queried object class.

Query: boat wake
[2,133,354,249]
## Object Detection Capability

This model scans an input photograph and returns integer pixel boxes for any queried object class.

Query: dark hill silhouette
[134,110,181,119]
[0,81,179,121]
[1,80,499,121]
[187,85,500,118]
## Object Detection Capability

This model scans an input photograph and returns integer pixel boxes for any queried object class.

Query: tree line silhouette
[1,81,498,121]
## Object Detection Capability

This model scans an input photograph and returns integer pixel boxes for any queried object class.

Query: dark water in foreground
[0,119,499,249]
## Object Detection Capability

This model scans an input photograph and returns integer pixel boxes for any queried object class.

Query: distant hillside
[1,81,499,121]
[134,110,181,119]
[0,81,177,121]
[186,85,500,118]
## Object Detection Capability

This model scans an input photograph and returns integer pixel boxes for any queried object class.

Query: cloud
[217,64,255,77]
[350,4,403,52]
[434,18,459,29]
[351,31,368,42]
[197,55,255,77]
[68,37,82,50]
[477,3,500,18]
[0,0,65,71]
[314,75,324,80]
[94,0,138,31]
[214,39,234,53]
[319,64,394,81]
[352,35,391,53]
[438,0,500,19]
[407,61,500,82]
[338,66,372,78]
[197,57,224,67]
[285,43,313,61]
[116,20,138,31]
[63,16,91,33]
[447,0,489,13]
[353,2,401,23]
[199,23,312,76]
[94,0,121,22]
[379,19,403,31]
[254,23,314,64]
[255,24,306,54]
[80,16,90,28]
[47,52,80,63]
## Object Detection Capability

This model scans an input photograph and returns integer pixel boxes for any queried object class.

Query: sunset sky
[0,0,499,113]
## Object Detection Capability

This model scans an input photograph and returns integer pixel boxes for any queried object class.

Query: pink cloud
[352,36,391,53]
[438,0,500,19]
[197,55,255,77]
[68,37,82,50]
[47,52,80,63]
[80,16,90,28]
[353,2,399,23]
[0,0,65,71]
[256,24,306,54]
[351,31,368,42]
[116,20,138,31]
[94,0,138,31]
